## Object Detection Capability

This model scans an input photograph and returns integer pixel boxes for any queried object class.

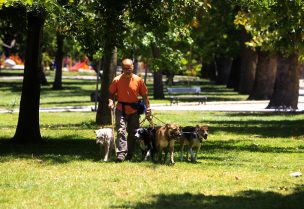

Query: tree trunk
[227,57,241,90]
[151,46,164,99]
[248,52,277,100]
[201,61,217,81]
[53,32,64,90]
[96,46,117,125]
[166,72,174,86]
[12,10,45,143]
[215,56,233,85]
[267,54,300,109]
[238,28,258,94]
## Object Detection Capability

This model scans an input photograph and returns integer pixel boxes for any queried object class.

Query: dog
[180,125,208,163]
[95,128,114,162]
[134,127,157,161]
[155,124,182,164]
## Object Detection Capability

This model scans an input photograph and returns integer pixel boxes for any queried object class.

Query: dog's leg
[100,144,104,161]
[145,149,151,161]
[163,147,168,164]
[186,147,189,161]
[194,144,201,163]
[158,149,163,163]
[180,143,184,161]
[189,146,195,162]
[169,140,175,165]
[104,142,110,162]
[141,150,146,161]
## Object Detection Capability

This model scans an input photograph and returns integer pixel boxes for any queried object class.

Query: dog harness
[182,127,203,142]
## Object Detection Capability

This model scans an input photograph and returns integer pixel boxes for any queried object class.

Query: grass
[0,69,303,208]
[0,111,304,209]
[0,68,248,110]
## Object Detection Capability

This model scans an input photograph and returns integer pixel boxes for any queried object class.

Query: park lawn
[0,69,248,111]
[0,111,303,209]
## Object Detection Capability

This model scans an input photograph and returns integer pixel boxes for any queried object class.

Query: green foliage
[192,0,241,63]
[119,0,208,74]
[233,0,304,56]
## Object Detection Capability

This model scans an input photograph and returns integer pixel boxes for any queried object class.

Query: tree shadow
[0,137,101,163]
[113,186,304,209]
[199,116,304,138]
[201,140,303,154]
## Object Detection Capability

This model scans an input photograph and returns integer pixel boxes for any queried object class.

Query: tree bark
[238,28,258,94]
[267,54,300,109]
[96,46,117,125]
[201,61,217,81]
[215,56,233,85]
[227,57,241,90]
[53,32,64,90]
[248,52,277,100]
[151,46,164,99]
[12,10,45,143]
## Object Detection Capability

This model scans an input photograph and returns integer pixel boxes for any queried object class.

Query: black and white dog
[95,128,114,162]
[134,127,156,161]
[180,125,208,162]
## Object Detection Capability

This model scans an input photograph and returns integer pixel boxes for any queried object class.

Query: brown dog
[180,125,208,163]
[155,124,182,164]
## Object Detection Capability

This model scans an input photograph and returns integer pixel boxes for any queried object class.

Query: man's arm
[142,94,151,117]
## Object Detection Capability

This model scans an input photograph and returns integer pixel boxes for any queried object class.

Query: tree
[234,1,304,109]
[12,4,46,143]
[192,0,241,84]
[1,0,72,143]
[128,0,208,99]
[88,0,209,124]
[248,51,277,100]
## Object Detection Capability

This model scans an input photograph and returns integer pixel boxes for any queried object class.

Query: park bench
[167,86,207,105]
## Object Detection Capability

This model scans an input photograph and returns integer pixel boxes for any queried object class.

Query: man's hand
[108,99,114,109]
[146,107,152,119]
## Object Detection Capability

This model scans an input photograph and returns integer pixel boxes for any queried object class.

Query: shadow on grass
[114,187,304,209]
[0,137,101,163]
[200,115,304,138]
[201,140,303,154]
[0,120,97,129]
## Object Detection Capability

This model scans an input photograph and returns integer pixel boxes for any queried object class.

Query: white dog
[95,128,114,162]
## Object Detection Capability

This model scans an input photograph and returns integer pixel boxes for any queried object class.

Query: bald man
[108,58,151,162]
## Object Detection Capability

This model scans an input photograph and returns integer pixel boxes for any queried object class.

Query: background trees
[1,0,303,142]
[234,0,304,109]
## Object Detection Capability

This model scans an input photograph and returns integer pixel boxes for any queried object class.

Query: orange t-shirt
[109,73,148,115]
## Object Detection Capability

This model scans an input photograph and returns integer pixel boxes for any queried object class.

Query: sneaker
[116,155,125,163]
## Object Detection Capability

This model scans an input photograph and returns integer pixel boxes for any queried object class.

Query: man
[108,58,151,162]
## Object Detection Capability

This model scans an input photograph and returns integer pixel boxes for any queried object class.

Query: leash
[140,113,166,126]
[150,113,167,125]
[140,115,155,128]
[110,107,117,157]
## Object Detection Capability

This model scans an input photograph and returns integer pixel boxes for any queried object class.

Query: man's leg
[126,112,139,160]
[115,109,128,161]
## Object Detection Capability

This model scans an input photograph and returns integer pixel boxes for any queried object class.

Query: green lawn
[0,111,303,209]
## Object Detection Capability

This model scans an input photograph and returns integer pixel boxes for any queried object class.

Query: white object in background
[290,171,302,177]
